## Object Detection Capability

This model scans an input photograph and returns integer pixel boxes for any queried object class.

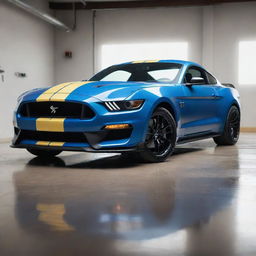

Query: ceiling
[51,0,145,2]
[49,0,256,10]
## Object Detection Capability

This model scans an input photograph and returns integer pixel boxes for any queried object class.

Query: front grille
[19,101,95,119]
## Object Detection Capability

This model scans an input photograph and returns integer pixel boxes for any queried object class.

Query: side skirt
[177,132,220,144]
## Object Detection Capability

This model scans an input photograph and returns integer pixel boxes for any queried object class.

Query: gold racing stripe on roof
[132,60,159,64]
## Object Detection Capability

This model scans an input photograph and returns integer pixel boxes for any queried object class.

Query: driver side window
[184,66,208,84]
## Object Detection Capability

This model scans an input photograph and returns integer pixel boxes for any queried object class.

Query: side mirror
[185,77,205,87]
[191,77,204,84]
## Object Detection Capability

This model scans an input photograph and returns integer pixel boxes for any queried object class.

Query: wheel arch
[219,100,241,133]
[225,100,241,121]
[153,101,178,125]
[231,101,241,113]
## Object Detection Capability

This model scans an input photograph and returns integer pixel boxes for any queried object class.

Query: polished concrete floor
[0,133,256,256]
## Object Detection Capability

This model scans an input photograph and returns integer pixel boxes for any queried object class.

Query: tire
[213,105,240,146]
[26,148,62,157]
[137,107,177,162]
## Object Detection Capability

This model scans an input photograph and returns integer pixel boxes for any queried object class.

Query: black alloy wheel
[213,105,240,145]
[139,107,177,162]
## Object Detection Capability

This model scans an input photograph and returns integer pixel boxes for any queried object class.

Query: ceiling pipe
[6,0,71,32]
[49,0,256,10]
[79,0,86,6]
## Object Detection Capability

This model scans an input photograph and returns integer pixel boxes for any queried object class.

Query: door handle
[211,93,219,99]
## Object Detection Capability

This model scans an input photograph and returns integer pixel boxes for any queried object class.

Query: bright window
[239,41,256,85]
[100,42,188,70]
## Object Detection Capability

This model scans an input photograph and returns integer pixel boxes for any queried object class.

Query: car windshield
[89,63,182,83]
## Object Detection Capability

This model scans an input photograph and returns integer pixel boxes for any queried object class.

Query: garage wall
[94,7,203,71]
[55,7,202,81]
[55,10,94,83]
[54,2,256,128]
[0,1,55,140]
[212,2,256,127]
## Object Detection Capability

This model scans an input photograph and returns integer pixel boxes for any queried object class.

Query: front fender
[126,86,182,138]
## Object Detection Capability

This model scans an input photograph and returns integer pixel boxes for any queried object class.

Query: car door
[179,66,220,136]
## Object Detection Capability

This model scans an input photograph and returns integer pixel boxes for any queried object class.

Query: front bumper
[12,99,151,152]
[11,143,142,153]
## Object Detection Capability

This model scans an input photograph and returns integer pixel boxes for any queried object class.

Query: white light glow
[239,41,256,85]
[100,42,188,70]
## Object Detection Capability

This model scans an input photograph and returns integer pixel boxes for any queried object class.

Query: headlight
[104,100,144,112]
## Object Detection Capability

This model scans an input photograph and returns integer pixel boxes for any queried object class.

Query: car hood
[21,81,160,102]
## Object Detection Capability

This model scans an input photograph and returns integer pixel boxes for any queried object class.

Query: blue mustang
[12,60,240,162]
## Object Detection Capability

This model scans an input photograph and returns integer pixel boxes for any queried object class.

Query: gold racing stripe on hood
[36,81,93,102]
[36,82,72,102]
[50,81,91,101]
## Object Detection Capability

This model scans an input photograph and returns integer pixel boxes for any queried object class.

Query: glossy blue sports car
[12,60,240,162]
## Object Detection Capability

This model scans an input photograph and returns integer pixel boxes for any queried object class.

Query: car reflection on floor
[13,146,239,241]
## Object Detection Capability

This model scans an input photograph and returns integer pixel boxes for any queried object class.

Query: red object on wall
[65,51,72,58]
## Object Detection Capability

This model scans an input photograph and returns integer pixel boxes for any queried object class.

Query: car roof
[119,59,203,68]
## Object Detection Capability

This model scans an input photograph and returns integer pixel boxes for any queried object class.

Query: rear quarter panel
[214,85,240,132]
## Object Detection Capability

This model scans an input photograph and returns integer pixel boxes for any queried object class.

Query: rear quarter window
[207,72,217,84]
